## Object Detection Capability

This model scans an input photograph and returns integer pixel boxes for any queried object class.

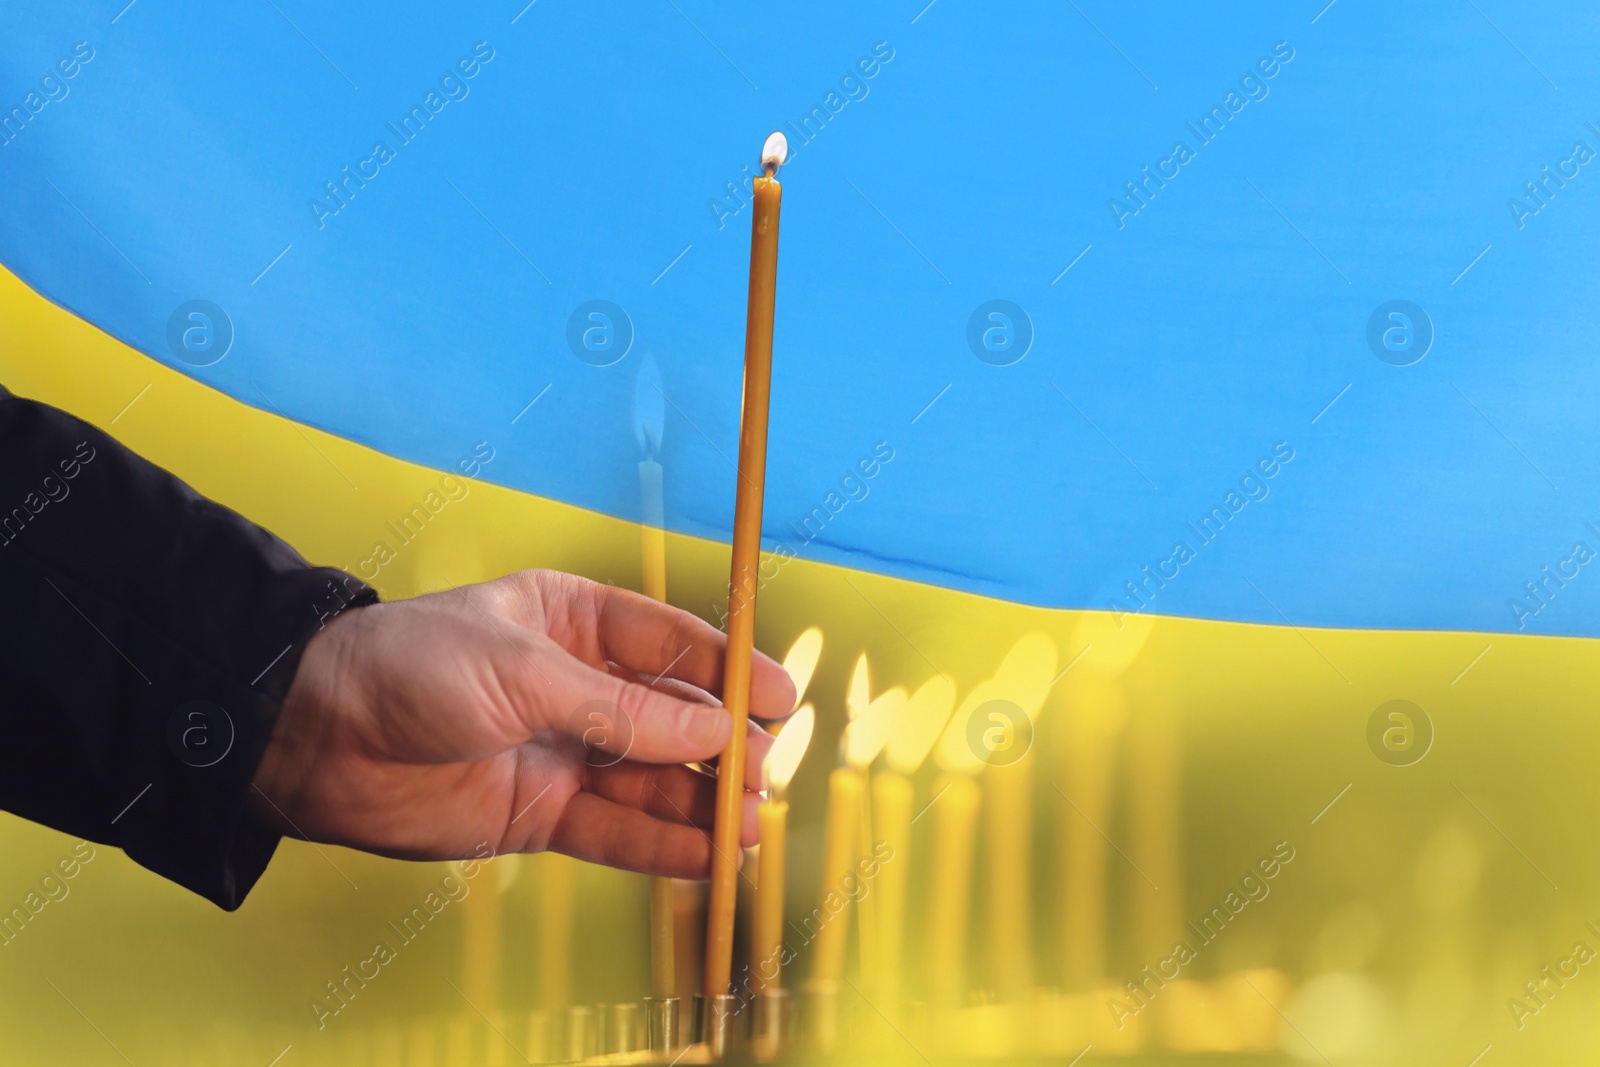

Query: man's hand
[249,569,796,879]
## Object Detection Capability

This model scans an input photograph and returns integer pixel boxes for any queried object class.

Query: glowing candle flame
[847,653,870,722]
[933,633,1059,772]
[934,679,995,775]
[633,351,664,459]
[761,131,788,177]
[781,627,823,711]
[847,686,905,769]
[1073,579,1154,679]
[763,704,815,795]
[885,675,957,776]
[993,633,1058,717]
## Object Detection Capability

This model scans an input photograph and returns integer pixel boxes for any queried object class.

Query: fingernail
[680,705,728,747]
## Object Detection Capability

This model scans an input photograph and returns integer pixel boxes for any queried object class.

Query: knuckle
[611,680,651,733]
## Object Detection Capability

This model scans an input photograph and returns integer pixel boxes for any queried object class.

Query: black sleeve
[0,384,376,909]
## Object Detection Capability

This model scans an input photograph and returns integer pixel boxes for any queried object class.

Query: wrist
[247,605,367,835]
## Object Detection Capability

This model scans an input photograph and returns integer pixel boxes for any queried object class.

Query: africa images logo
[1108,41,1296,230]
[307,42,496,230]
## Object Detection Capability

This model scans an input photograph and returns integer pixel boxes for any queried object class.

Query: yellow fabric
[2,262,1596,1063]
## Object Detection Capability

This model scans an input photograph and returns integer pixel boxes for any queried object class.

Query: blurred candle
[445,1015,474,1067]
[811,761,862,985]
[754,705,815,992]
[983,759,1031,995]
[925,692,990,1005]
[810,655,874,986]
[639,477,666,603]
[846,656,881,982]
[1127,690,1183,969]
[754,627,823,993]
[671,882,706,1011]
[635,354,668,606]
[537,853,573,1011]
[872,771,911,985]
[978,635,1057,999]
[875,676,956,1008]
[648,878,675,1000]
[843,655,902,987]
[635,352,677,1001]
[1056,610,1149,992]
[461,856,508,1015]
[1059,679,1127,988]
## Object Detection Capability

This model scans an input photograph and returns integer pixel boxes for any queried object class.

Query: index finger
[585,582,797,720]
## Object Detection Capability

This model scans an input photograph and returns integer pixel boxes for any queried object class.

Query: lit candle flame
[763,704,815,795]
[633,351,665,459]
[993,633,1058,717]
[840,652,898,768]
[1072,580,1154,679]
[761,131,788,177]
[932,633,1059,772]
[934,679,994,775]
[885,675,957,776]
[847,686,905,769]
[781,627,823,712]
[847,653,870,722]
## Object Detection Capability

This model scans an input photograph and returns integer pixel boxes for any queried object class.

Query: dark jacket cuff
[0,385,377,909]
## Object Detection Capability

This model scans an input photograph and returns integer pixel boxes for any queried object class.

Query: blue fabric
[2,0,1596,636]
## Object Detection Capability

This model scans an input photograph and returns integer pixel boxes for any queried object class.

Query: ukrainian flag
[3,1,1598,1064]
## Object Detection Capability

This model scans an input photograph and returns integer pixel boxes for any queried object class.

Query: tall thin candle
[979,634,1057,998]
[927,713,983,1007]
[1060,679,1126,987]
[704,131,788,1000]
[811,760,861,986]
[845,666,903,987]
[875,675,956,1008]
[812,657,897,986]
[1058,613,1150,990]
[926,776,979,1001]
